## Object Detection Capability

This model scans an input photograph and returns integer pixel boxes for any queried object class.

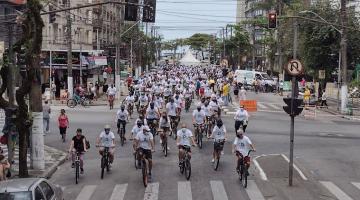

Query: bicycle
[213,139,225,171]
[169,116,178,140]
[74,151,81,184]
[118,122,126,146]
[67,96,90,108]
[237,150,254,188]
[97,146,112,179]
[135,148,150,187]
[158,128,168,157]
[148,119,158,145]
[193,123,204,149]
[184,98,191,112]
[179,145,192,180]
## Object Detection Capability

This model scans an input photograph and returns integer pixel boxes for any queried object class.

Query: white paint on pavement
[178,181,192,200]
[320,181,353,200]
[75,185,97,200]
[246,180,265,200]
[257,102,267,109]
[143,182,159,200]
[210,181,229,200]
[110,184,128,200]
[267,103,281,110]
[281,154,308,181]
[252,156,268,181]
[351,182,360,190]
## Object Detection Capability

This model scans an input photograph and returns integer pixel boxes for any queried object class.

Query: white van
[235,70,276,91]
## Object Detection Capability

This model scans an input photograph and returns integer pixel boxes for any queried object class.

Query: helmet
[104,124,111,129]
[121,105,125,110]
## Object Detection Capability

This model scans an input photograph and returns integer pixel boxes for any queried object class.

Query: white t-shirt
[99,131,115,147]
[146,107,159,119]
[234,109,249,121]
[107,87,117,95]
[135,131,153,150]
[209,101,219,113]
[212,125,226,141]
[125,96,135,104]
[202,105,212,117]
[132,125,143,135]
[166,102,178,117]
[116,109,129,121]
[192,110,206,124]
[103,71,108,79]
[233,136,252,156]
[177,128,193,147]
[139,95,149,106]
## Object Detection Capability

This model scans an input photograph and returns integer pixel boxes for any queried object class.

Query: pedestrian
[0,154,10,181]
[103,69,108,84]
[58,109,69,142]
[233,82,239,99]
[239,87,246,100]
[43,100,51,135]
[321,90,328,108]
[95,81,100,98]
[304,87,311,106]
[51,82,56,100]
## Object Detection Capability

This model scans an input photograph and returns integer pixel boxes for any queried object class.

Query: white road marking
[281,154,308,181]
[110,184,128,200]
[351,182,360,190]
[267,103,281,110]
[252,156,268,181]
[210,181,229,200]
[320,181,353,200]
[246,180,265,200]
[257,102,267,109]
[75,185,97,200]
[143,182,159,200]
[226,112,236,115]
[178,181,192,200]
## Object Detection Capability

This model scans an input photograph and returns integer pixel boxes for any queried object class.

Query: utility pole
[130,38,133,75]
[145,22,148,72]
[340,0,348,114]
[5,9,15,106]
[252,23,256,70]
[222,27,225,60]
[66,0,73,98]
[115,4,123,99]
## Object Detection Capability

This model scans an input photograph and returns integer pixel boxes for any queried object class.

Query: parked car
[0,178,63,200]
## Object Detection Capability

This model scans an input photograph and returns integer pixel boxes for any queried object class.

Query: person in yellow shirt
[304,87,311,106]
[209,79,215,92]
[222,82,230,106]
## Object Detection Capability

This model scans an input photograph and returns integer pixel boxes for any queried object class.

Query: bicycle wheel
[81,98,90,107]
[75,161,79,184]
[242,167,248,188]
[101,157,105,179]
[134,152,138,169]
[173,127,177,140]
[120,129,125,146]
[185,159,191,180]
[67,99,77,108]
[142,160,148,187]
[164,138,168,157]
[180,161,184,174]
[198,131,203,149]
[214,152,220,171]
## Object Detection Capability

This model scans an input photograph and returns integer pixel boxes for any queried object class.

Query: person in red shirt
[127,76,133,87]
[58,109,69,143]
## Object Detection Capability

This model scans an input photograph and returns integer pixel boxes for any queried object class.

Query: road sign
[285,59,304,76]
[319,70,325,79]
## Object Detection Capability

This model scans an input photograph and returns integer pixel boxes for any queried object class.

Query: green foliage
[185,33,212,51]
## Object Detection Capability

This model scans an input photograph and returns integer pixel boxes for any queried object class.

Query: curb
[40,154,67,179]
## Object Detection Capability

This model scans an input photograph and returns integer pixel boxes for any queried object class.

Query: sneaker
[71,163,75,168]
[80,168,84,174]
[211,159,215,163]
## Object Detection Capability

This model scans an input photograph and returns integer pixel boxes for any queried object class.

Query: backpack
[85,137,90,149]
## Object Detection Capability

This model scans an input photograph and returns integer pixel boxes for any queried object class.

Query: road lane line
[351,182,360,190]
[246,180,265,200]
[75,185,97,200]
[210,181,228,200]
[257,102,267,109]
[320,181,353,200]
[110,184,128,200]
[178,181,192,200]
[143,182,159,200]
[281,154,308,181]
[267,103,281,110]
[252,156,268,181]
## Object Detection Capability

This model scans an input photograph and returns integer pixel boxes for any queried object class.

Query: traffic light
[283,98,303,116]
[142,0,156,23]
[125,0,138,21]
[268,13,277,29]
[49,5,56,23]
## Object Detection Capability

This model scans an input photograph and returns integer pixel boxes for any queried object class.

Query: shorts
[117,120,126,129]
[59,127,67,135]
[139,148,152,160]
[214,141,225,151]
[99,147,115,154]
[178,145,191,153]
[160,127,170,132]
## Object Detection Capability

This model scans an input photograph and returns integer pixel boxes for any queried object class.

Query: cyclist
[234,105,249,133]
[163,85,172,103]
[146,102,160,134]
[166,98,178,130]
[232,129,255,173]
[192,104,206,142]
[209,94,220,118]
[202,101,213,137]
[131,120,144,140]
[176,123,197,167]
[68,128,87,174]
[209,119,227,163]
[96,125,115,165]
[159,112,170,146]
[125,92,135,117]
[116,105,129,140]
[134,126,155,178]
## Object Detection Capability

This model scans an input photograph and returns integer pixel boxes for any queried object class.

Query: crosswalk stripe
[257,102,267,109]
[351,182,360,190]
[246,180,265,200]
[75,185,97,200]
[320,181,353,200]
[178,181,192,200]
[110,184,128,200]
[143,182,159,200]
[267,103,280,110]
[210,181,228,200]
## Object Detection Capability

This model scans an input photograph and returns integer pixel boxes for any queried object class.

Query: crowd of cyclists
[67,65,255,182]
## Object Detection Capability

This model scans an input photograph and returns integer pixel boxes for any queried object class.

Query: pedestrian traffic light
[283,98,303,116]
[125,0,138,21]
[49,5,56,23]
[268,13,277,29]
[142,0,156,22]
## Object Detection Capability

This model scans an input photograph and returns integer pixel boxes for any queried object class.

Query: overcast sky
[154,0,237,41]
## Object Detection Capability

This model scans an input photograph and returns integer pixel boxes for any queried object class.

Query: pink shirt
[58,114,68,128]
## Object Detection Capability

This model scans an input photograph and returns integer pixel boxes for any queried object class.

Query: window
[35,187,45,200]
[0,192,32,200]
[39,181,54,200]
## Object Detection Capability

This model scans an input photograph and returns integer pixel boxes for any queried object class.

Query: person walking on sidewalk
[0,154,10,181]
[58,109,69,143]
[321,90,328,108]
[43,101,51,135]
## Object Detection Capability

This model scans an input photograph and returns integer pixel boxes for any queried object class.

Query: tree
[185,33,212,60]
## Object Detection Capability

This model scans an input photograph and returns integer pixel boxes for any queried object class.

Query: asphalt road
[45,92,360,200]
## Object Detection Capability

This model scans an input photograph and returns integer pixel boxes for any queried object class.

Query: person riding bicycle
[68,128,87,174]
[146,102,160,134]
[131,120,144,141]
[232,129,255,173]
[125,93,135,110]
[209,119,227,163]
[176,123,197,167]
[192,104,206,142]
[163,85,172,103]
[116,105,129,140]
[209,94,220,118]
[166,98,178,128]
[174,94,183,115]
[139,92,149,109]
[159,112,171,144]
[234,105,249,133]
[96,125,115,165]
[134,125,155,178]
